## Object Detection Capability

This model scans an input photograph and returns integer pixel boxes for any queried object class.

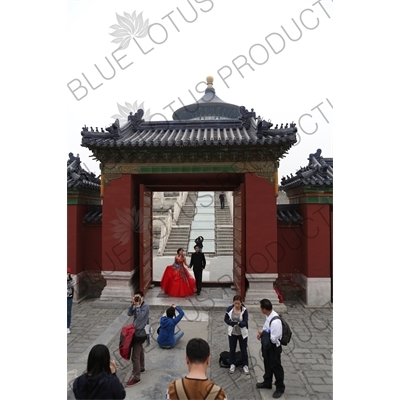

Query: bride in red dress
[161,248,197,297]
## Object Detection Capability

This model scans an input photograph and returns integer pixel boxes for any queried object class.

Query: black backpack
[270,315,292,346]
[219,351,243,367]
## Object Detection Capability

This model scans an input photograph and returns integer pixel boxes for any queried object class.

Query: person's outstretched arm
[173,306,185,325]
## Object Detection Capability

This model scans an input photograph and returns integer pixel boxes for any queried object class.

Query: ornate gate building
[68,77,333,308]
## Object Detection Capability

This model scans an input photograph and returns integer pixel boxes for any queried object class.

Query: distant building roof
[280,149,333,191]
[67,153,100,190]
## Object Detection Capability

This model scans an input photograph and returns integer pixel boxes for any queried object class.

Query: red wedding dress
[160,256,197,297]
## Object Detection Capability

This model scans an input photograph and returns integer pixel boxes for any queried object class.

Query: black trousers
[262,345,285,393]
[228,334,249,366]
[193,268,203,292]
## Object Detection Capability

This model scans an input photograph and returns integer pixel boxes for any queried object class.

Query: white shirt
[262,310,282,347]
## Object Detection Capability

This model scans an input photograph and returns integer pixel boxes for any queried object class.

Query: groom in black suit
[189,245,206,295]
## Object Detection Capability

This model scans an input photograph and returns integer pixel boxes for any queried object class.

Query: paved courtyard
[67,284,332,400]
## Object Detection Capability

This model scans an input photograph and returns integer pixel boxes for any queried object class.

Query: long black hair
[86,344,111,376]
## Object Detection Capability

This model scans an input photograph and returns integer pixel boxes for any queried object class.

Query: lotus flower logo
[110,12,150,50]
[111,101,151,124]
[110,207,143,245]
[110,206,167,245]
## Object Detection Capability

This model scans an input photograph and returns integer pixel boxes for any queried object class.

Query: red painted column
[243,173,285,310]
[101,175,135,273]
[300,204,331,277]
[244,173,278,274]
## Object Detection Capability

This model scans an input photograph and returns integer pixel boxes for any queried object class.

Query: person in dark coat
[189,245,206,295]
[219,192,226,209]
[73,344,126,400]
[194,236,204,252]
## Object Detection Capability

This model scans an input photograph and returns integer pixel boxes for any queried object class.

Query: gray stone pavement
[67,285,333,399]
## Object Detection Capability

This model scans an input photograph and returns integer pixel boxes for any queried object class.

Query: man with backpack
[166,338,227,400]
[256,299,286,399]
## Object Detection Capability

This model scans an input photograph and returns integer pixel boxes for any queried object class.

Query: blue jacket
[157,306,184,347]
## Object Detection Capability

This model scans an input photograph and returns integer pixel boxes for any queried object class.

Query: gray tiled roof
[81,109,297,149]
[280,149,333,191]
[67,153,100,190]
[83,206,102,222]
[277,205,303,223]
[172,87,241,121]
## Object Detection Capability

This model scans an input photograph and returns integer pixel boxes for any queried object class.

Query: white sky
[67,0,333,180]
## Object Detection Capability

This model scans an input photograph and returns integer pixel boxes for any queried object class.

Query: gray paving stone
[310,364,332,371]
[313,385,333,393]
[308,377,325,385]
[303,370,328,378]
[316,393,333,400]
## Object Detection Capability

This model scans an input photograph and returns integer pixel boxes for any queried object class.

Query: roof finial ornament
[206,76,214,88]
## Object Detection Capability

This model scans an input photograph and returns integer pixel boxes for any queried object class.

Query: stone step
[168,235,190,238]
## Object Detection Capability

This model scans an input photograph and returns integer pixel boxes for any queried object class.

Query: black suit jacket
[190,252,206,271]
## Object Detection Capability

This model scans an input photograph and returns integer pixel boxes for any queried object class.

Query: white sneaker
[243,365,249,375]
[67,328,70,334]
[229,364,235,374]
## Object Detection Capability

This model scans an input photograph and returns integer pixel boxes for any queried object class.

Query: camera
[134,296,140,303]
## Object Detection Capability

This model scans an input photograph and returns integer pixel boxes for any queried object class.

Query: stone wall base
[72,272,87,303]
[72,271,106,302]
[299,275,332,307]
[245,273,287,313]
[99,271,134,301]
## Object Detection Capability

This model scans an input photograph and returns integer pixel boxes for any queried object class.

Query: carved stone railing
[228,191,234,221]
[157,209,173,256]
[173,191,188,225]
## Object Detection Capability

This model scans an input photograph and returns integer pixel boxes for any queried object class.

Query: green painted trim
[136,164,237,174]
[67,197,102,205]
[289,196,333,205]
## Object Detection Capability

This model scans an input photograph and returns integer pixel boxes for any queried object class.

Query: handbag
[133,327,147,341]
[133,322,151,342]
